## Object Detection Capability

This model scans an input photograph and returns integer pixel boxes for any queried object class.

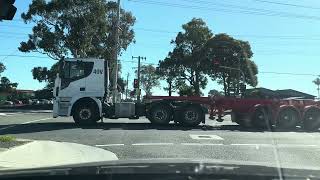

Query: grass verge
[0,136,16,143]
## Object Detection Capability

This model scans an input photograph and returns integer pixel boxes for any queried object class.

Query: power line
[129,0,320,21]
[0,55,49,59]
[260,71,319,77]
[251,0,320,10]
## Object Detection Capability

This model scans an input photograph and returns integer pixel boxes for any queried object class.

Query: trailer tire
[148,104,172,125]
[233,113,252,128]
[251,108,271,129]
[73,102,99,125]
[276,108,299,130]
[303,108,320,131]
[179,105,203,127]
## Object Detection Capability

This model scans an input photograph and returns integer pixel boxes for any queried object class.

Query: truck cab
[53,58,138,125]
[53,58,106,121]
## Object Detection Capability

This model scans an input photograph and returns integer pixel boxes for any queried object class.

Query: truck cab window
[60,61,94,89]
[63,62,85,79]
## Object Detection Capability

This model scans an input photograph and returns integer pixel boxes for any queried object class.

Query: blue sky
[1,0,320,96]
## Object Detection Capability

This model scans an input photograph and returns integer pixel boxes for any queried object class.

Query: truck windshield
[62,62,85,79]
[61,61,94,80]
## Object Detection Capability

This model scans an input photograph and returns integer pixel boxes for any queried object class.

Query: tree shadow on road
[0,122,318,135]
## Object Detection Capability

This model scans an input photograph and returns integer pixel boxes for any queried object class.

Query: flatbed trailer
[144,96,320,131]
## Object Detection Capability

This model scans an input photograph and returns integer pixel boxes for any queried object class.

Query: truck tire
[73,103,99,125]
[148,104,172,125]
[233,112,252,128]
[276,108,299,130]
[251,108,271,129]
[179,105,203,127]
[303,108,320,131]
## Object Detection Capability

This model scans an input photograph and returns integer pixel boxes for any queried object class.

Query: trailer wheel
[148,104,172,125]
[276,108,299,130]
[73,103,99,125]
[179,105,203,127]
[251,108,271,129]
[232,112,252,128]
[303,108,320,131]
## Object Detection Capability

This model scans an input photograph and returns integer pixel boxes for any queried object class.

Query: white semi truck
[53,58,320,131]
[52,58,206,126]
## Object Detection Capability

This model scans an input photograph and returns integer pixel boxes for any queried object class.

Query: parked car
[22,99,33,105]
[4,101,14,106]
[31,99,40,105]
[13,100,23,105]
[39,99,50,105]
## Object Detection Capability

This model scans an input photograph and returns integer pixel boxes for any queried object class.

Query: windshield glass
[1,0,320,178]
[62,62,85,79]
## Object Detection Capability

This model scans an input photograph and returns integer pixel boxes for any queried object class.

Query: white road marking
[230,144,319,148]
[0,118,53,131]
[276,144,318,148]
[21,118,52,124]
[95,144,125,147]
[132,143,174,146]
[0,113,7,116]
[181,143,223,146]
[189,134,224,140]
[231,143,270,146]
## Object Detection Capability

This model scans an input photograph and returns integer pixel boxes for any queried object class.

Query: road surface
[0,110,320,170]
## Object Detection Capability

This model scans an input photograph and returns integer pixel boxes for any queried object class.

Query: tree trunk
[226,75,231,97]
[222,73,227,96]
[194,71,200,96]
[168,81,172,96]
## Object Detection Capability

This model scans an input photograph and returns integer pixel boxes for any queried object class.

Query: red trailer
[144,96,320,131]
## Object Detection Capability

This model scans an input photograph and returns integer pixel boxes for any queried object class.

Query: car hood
[1,158,320,178]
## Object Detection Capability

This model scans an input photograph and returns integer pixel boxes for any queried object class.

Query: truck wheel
[73,103,99,125]
[251,108,271,129]
[179,106,203,127]
[233,113,252,128]
[148,104,172,125]
[276,108,299,130]
[303,108,320,131]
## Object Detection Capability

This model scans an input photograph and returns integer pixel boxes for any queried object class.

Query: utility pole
[126,73,129,100]
[132,56,146,103]
[112,0,121,103]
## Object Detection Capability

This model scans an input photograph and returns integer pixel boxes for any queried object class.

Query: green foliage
[166,18,213,96]
[157,53,184,96]
[208,89,223,97]
[313,78,320,86]
[34,89,53,100]
[203,33,258,96]
[0,62,5,75]
[0,135,16,142]
[19,0,136,88]
[138,65,160,96]
[0,77,18,92]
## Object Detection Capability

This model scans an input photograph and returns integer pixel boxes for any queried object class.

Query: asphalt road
[1,110,320,170]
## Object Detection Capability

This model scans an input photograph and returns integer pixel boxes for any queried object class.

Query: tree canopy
[169,18,213,96]
[0,62,5,75]
[138,65,160,96]
[0,77,18,93]
[19,0,136,88]
[0,63,18,93]
[157,52,184,96]
[158,18,259,97]
[203,33,258,96]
